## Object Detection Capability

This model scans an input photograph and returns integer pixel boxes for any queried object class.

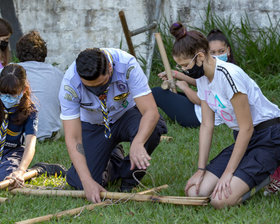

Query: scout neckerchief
[100,48,113,67]
[99,89,111,139]
[99,48,113,139]
[0,105,17,161]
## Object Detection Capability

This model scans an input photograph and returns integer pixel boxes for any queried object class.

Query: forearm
[174,71,196,86]
[132,109,160,145]
[181,86,201,105]
[224,127,253,173]
[198,123,214,169]
[227,92,254,173]
[18,135,36,171]
[66,139,94,185]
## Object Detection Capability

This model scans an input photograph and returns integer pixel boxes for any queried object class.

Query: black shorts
[206,123,280,189]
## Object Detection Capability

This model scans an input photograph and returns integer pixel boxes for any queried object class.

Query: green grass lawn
[1,103,280,223]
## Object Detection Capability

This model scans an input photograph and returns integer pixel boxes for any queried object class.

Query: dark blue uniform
[59,48,167,189]
[0,109,38,181]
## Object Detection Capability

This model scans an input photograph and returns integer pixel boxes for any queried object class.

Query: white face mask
[0,92,23,109]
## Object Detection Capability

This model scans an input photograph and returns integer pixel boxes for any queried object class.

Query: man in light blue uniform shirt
[59,48,167,203]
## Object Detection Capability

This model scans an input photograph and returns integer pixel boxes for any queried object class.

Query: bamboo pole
[0,169,38,190]
[155,32,177,93]
[15,201,111,224]
[11,185,169,198]
[11,188,208,206]
[15,185,170,224]
[136,184,168,195]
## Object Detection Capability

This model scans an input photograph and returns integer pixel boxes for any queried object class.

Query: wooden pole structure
[154,32,177,93]
[11,187,208,206]
[12,185,169,198]
[0,169,38,190]
[119,10,136,57]
[14,185,170,224]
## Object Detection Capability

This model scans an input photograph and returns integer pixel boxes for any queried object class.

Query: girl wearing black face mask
[0,18,13,69]
[152,27,235,128]
[169,22,280,209]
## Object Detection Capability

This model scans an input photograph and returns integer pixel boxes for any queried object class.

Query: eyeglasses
[175,53,199,72]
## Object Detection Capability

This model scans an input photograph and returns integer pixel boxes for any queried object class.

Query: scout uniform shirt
[196,58,280,131]
[59,48,151,124]
[4,109,38,150]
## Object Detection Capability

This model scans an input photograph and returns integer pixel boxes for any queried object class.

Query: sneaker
[102,144,125,187]
[120,180,136,192]
[120,170,146,192]
[264,167,280,196]
[30,162,67,177]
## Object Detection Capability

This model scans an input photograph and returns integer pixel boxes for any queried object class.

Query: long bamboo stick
[11,188,209,205]
[155,32,177,93]
[0,170,38,190]
[15,185,170,224]
[15,201,111,224]
[136,184,168,195]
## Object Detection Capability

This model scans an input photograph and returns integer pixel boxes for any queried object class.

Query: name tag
[114,92,130,101]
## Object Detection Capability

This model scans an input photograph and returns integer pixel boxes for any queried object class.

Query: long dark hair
[0,18,13,66]
[207,29,235,64]
[170,22,209,59]
[0,64,35,124]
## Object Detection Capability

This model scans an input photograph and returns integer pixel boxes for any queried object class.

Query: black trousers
[66,107,167,189]
[0,146,24,181]
[152,87,200,128]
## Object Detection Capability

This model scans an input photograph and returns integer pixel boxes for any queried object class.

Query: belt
[254,117,280,131]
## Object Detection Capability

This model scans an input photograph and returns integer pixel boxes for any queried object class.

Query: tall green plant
[144,2,280,94]
[198,2,280,78]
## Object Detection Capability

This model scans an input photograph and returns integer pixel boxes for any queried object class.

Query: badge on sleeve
[64,85,78,101]
[64,93,73,101]
[126,66,135,80]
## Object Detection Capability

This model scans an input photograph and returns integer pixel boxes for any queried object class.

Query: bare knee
[187,185,211,197]
[187,186,198,197]
[211,196,240,209]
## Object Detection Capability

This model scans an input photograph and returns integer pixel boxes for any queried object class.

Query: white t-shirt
[196,59,280,131]
[18,61,64,140]
[194,103,223,126]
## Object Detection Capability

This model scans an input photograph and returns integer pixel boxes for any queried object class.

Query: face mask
[0,41,8,51]
[84,76,112,97]
[0,92,23,109]
[183,63,205,79]
[213,53,228,62]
